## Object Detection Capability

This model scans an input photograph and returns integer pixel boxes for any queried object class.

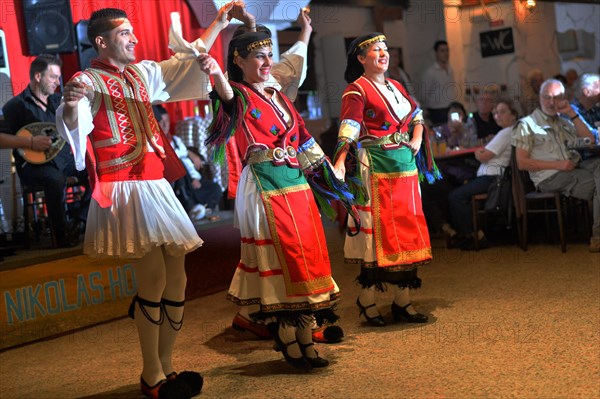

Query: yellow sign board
[0,255,136,350]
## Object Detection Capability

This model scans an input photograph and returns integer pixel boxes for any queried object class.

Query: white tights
[133,246,186,386]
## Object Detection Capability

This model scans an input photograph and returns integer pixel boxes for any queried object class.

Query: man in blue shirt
[570,73,600,142]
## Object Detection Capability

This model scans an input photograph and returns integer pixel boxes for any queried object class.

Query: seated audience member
[437,101,467,148]
[153,104,203,211]
[512,78,599,252]
[447,98,518,249]
[436,102,479,186]
[565,68,579,89]
[420,177,456,237]
[570,73,600,141]
[473,88,502,141]
[521,69,544,116]
[186,148,223,212]
[553,73,568,86]
[421,102,470,236]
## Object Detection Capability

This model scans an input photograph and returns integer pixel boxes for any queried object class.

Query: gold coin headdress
[356,34,387,52]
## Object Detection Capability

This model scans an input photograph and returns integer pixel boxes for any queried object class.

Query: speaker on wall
[75,20,97,71]
[0,29,13,115]
[22,0,77,55]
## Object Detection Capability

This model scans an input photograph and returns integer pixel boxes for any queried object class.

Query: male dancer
[56,7,222,399]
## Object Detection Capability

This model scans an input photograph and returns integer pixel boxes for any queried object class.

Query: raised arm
[197,53,233,104]
[557,99,595,141]
[61,80,89,131]
[200,1,235,51]
[228,1,257,32]
[296,8,312,45]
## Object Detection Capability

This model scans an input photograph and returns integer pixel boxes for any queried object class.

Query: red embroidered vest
[232,82,310,166]
[77,59,165,181]
[223,82,313,198]
[342,76,417,139]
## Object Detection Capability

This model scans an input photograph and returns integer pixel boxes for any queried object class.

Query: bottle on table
[463,113,477,148]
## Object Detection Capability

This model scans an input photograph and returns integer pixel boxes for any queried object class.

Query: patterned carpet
[1,223,598,399]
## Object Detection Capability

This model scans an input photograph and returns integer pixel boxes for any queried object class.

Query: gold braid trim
[342,90,363,98]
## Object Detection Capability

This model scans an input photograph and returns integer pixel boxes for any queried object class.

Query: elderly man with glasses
[512,78,599,252]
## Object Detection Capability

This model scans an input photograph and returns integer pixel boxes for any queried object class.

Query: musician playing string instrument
[1,54,89,247]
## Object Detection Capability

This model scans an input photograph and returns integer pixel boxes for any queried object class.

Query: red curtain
[1,0,222,124]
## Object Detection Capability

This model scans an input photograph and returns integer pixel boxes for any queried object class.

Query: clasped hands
[218,0,310,32]
[62,80,90,107]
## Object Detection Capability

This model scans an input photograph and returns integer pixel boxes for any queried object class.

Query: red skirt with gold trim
[228,163,339,313]
[345,146,432,270]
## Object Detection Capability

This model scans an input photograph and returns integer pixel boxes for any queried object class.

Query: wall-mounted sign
[480,28,514,58]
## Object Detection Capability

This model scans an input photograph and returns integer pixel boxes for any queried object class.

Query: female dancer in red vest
[333,33,441,327]
[197,27,352,370]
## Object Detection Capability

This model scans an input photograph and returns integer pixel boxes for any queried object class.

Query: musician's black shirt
[1,86,71,169]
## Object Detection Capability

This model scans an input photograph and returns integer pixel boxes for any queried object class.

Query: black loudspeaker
[0,29,13,113]
[75,20,97,71]
[22,0,77,55]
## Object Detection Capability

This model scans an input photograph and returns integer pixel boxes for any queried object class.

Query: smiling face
[235,46,273,84]
[357,42,389,75]
[36,64,61,96]
[96,18,137,70]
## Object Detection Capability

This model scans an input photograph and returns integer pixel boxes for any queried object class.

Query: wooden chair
[22,185,56,248]
[22,181,87,249]
[510,147,566,252]
[471,193,488,251]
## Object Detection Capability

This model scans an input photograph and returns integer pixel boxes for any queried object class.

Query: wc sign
[480,28,514,58]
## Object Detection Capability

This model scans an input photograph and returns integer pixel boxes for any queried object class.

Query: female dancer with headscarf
[333,33,441,328]
[197,26,353,370]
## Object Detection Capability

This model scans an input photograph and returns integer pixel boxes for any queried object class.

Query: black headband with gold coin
[234,38,274,57]
[247,38,273,52]
[356,34,386,52]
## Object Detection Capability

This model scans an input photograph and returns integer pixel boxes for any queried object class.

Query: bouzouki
[16,122,66,164]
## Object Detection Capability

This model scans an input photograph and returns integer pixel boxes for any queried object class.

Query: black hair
[152,104,168,121]
[447,101,467,121]
[344,32,386,84]
[232,24,271,39]
[29,54,62,80]
[88,8,128,51]
[553,73,568,86]
[434,40,448,52]
[227,27,272,83]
